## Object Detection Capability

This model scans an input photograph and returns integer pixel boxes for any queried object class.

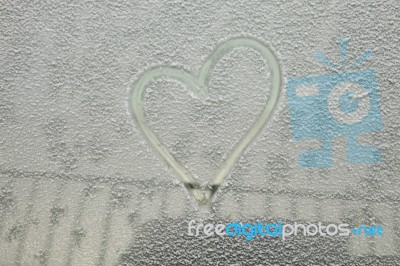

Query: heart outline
[128,37,282,204]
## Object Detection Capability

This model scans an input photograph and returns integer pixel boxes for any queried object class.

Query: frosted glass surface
[0,1,399,265]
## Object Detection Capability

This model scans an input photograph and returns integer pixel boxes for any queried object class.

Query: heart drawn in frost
[128,38,282,206]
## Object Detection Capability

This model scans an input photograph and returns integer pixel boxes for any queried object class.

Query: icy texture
[0,0,399,265]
